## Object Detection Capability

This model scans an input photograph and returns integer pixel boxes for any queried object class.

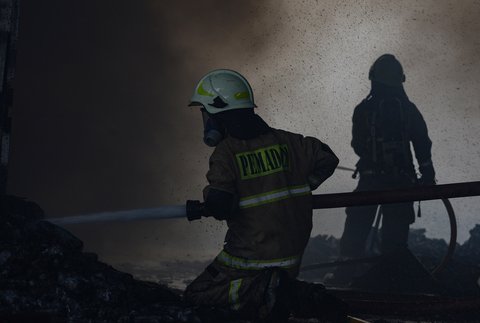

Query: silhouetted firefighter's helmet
[368,54,406,87]
[188,69,256,114]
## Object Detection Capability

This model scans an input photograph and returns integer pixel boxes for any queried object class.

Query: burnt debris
[2,195,480,322]
[301,227,480,297]
[0,196,200,322]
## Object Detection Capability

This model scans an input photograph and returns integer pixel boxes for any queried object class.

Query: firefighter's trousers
[184,259,348,322]
[340,173,416,257]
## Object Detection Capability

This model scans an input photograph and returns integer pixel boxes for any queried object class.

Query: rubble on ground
[1,195,480,322]
[300,228,480,296]
[0,196,199,322]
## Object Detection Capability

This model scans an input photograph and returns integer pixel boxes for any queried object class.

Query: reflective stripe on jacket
[239,184,311,209]
[204,128,339,275]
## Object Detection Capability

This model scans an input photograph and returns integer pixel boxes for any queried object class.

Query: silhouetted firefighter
[184,70,349,322]
[339,54,436,262]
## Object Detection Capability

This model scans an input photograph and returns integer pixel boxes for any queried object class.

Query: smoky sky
[8,1,480,265]
[9,0,286,262]
[10,0,281,211]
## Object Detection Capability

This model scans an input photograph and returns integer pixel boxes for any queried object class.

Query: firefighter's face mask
[201,108,225,147]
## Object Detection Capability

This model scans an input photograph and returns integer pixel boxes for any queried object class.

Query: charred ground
[2,196,480,322]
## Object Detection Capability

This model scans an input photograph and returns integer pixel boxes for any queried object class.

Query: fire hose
[300,166,458,275]
[48,181,480,274]
[300,198,456,275]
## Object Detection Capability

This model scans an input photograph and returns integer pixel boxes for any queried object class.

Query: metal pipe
[329,288,480,318]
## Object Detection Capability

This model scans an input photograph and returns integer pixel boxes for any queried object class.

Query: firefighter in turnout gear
[184,69,347,322]
[339,54,436,260]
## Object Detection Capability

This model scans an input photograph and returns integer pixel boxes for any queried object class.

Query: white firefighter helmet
[188,69,256,114]
[368,54,406,87]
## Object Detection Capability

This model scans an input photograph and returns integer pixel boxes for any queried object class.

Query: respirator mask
[201,108,225,147]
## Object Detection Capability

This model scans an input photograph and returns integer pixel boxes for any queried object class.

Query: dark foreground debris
[300,226,480,321]
[301,227,480,297]
[0,196,200,322]
[2,195,480,322]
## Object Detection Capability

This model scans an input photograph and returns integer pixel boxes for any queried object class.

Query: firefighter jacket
[351,94,433,176]
[203,128,339,276]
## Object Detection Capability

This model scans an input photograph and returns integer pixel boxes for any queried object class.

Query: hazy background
[8,0,480,270]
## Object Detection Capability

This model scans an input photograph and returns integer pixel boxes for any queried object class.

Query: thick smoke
[246,0,480,245]
[8,0,480,267]
[9,0,286,262]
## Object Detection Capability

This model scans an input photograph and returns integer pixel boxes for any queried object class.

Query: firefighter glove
[419,163,436,185]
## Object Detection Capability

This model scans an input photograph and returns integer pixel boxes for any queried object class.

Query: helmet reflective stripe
[189,69,256,114]
[197,81,215,97]
[234,92,249,99]
[216,250,301,270]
